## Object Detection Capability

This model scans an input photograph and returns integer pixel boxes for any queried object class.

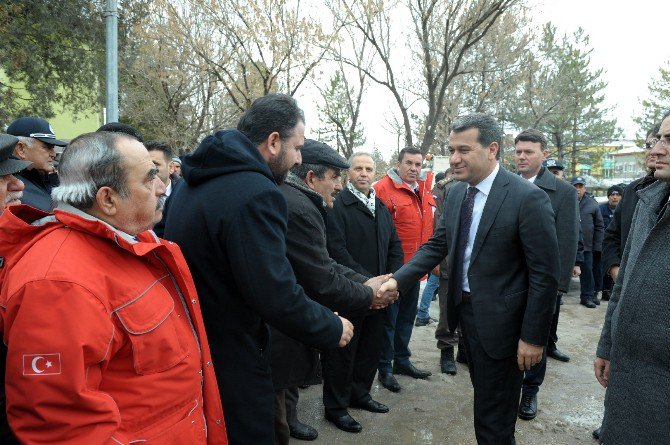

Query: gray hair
[291,163,333,180]
[348,151,375,169]
[16,136,34,148]
[51,132,130,210]
[452,113,503,159]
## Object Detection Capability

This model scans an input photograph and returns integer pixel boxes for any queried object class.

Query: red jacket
[0,205,227,445]
[374,169,435,264]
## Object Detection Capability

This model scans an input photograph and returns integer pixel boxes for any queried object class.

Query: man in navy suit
[378,114,559,444]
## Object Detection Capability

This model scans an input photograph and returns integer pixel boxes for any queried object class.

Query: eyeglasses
[29,133,56,139]
[647,138,670,149]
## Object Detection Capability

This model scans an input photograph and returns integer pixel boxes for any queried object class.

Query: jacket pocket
[115,285,189,375]
[504,289,527,312]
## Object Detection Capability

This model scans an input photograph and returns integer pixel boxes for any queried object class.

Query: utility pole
[104,0,119,123]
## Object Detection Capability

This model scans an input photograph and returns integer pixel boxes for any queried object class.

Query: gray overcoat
[596,179,670,444]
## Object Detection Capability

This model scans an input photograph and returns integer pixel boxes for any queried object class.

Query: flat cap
[0,134,32,176]
[544,159,564,170]
[301,139,349,169]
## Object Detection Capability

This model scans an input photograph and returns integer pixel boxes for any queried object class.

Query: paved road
[291,278,605,444]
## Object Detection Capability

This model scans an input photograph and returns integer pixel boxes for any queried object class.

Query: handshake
[365,275,399,310]
[337,276,400,347]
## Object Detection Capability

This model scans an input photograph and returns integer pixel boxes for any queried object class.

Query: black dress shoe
[593,292,601,305]
[580,299,596,308]
[325,413,362,433]
[289,421,318,441]
[593,426,602,441]
[378,371,401,392]
[350,398,389,413]
[414,317,432,327]
[601,290,611,301]
[547,347,570,362]
[518,393,537,420]
[393,362,432,379]
[440,348,457,375]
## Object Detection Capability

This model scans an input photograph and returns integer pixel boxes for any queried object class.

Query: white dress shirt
[462,163,500,292]
[165,179,173,197]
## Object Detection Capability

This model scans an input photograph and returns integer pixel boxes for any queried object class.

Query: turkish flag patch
[23,353,62,376]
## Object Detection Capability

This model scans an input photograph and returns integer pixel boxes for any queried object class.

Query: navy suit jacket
[393,166,559,359]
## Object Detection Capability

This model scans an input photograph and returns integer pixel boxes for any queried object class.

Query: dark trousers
[603,271,614,293]
[322,311,385,416]
[592,251,603,293]
[379,281,420,373]
[523,294,562,396]
[579,251,595,301]
[284,386,299,428]
[274,390,290,445]
[436,277,461,350]
[548,293,562,350]
[460,302,522,445]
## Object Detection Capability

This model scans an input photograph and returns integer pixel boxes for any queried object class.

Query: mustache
[5,191,22,204]
[156,194,167,211]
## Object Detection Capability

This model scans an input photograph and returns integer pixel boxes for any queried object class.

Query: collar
[386,167,428,185]
[54,203,142,245]
[165,179,173,197]
[471,162,499,196]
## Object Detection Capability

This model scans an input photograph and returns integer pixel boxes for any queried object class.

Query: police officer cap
[571,176,587,186]
[0,134,32,176]
[301,139,350,170]
[544,159,564,170]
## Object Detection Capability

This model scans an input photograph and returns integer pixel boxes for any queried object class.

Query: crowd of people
[0,93,667,445]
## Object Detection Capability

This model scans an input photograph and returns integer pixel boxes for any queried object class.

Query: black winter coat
[163,130,342,445]
[14,168,57,212]
[602,173,657,273]
[271,175,372,389]
[579,193,604,252]
[326,187,403,281]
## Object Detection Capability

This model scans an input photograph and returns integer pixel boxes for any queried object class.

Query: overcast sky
[536,0,670,139]
[299,0,670,159]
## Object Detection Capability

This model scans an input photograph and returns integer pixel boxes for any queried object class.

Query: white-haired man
[0,131,227,444]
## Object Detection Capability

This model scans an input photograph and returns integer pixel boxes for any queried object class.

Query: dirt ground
[291,278,605,444]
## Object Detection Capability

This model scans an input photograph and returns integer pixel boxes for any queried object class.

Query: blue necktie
[453,186,478,305]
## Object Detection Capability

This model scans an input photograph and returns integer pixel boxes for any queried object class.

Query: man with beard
[0,131,227,444]
[164,94,353,445]
[594,111,670,444]
[593,123,660,442]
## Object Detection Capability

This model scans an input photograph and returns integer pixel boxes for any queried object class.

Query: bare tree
[121,3,238,149]
[331,0,521,153]
[315,26,373,157]
[160,0,335,112]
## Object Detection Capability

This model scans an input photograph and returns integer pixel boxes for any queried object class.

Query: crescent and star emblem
[31,356,53,374]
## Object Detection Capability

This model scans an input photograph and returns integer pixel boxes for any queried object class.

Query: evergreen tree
[508,24,619,176]
[634,61,670,139]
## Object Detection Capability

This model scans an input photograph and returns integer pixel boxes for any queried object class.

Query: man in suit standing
[379,114,559,444]
[324,151,404,432]
[572,176,604,308]
[514,129,580,421]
